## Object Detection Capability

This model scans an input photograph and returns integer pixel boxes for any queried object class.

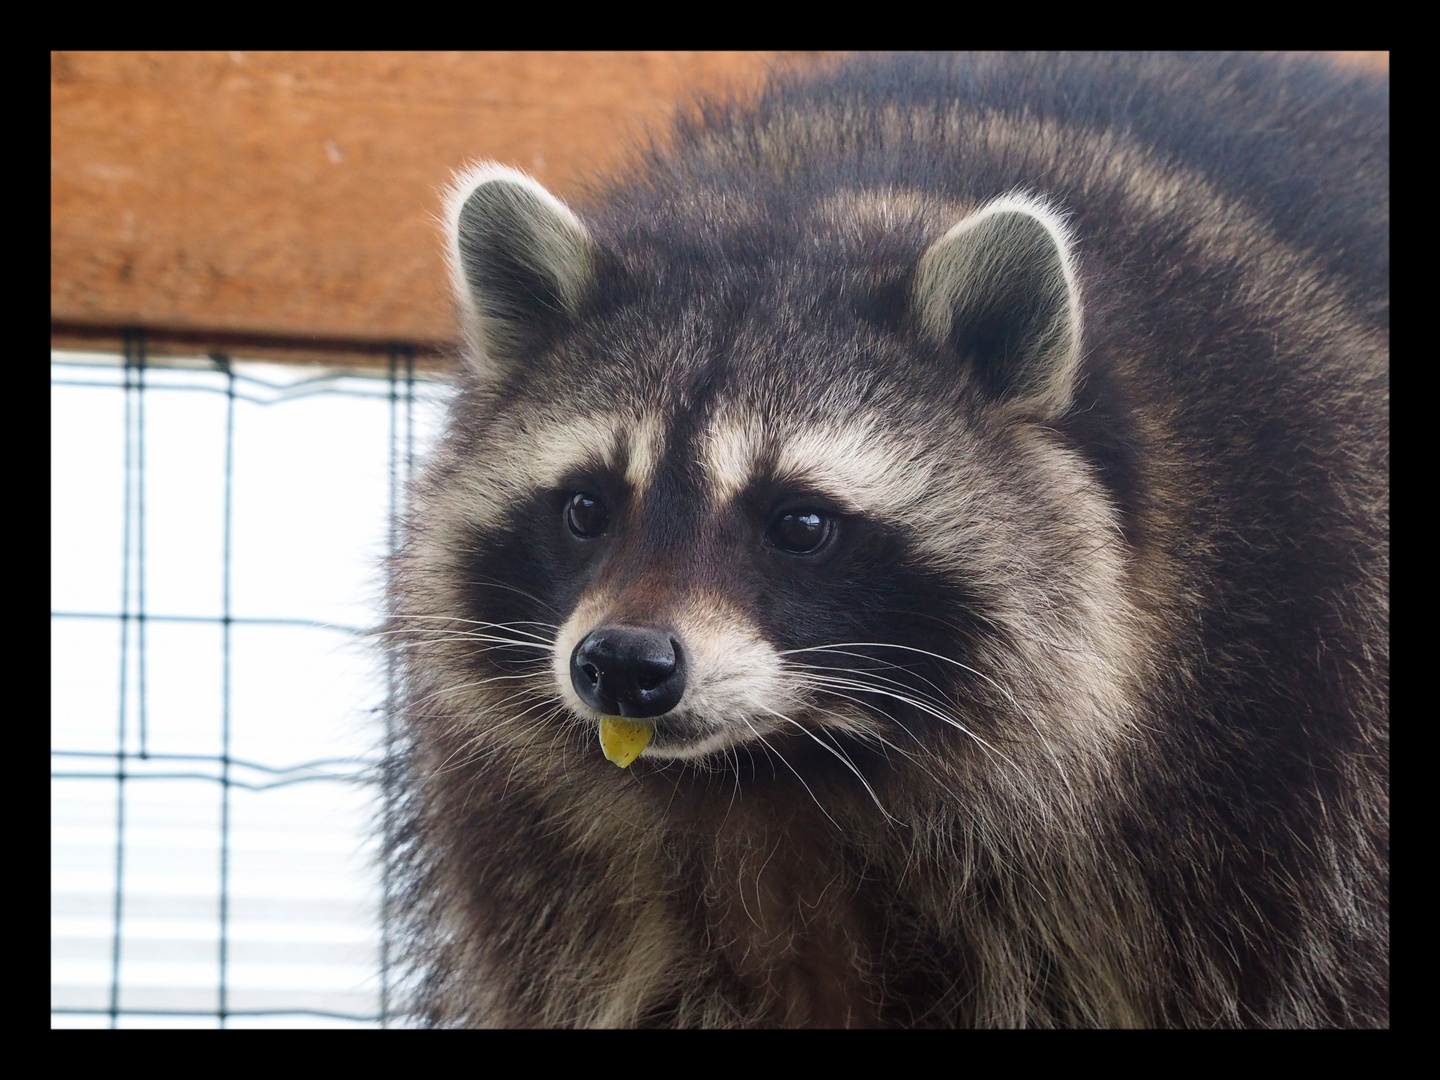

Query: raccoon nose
[570,626,686,718]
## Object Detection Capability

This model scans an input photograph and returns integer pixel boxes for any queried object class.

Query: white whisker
[762,707,900,825]
[785,642,1074,793]
[738,716,843,831]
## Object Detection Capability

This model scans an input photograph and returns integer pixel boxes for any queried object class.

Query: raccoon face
[428,165,1130,768]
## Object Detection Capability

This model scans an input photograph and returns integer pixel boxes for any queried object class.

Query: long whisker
[388,613,560,629]
[786,657,957,713]
[460,578,564,616]
[776,684,950,787]
[404,668,552,711]
[383,633,555,655]
[762,707,899,825]
[789,670,1019,771]
[787,666,968,751]
[785,642,1073,790]
[382,616,558,646]
[738,716,842,831]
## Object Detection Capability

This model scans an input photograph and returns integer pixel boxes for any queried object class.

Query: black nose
[570,626,686,718]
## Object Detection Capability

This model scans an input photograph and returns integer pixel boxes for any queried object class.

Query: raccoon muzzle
[570,625,687,719]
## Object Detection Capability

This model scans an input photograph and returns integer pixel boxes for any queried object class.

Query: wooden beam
[51,51,826,362]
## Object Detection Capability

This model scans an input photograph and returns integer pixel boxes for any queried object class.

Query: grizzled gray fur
[386,52,1388,1027]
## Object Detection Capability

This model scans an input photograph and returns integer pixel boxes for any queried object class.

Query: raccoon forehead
[700,413,934,518]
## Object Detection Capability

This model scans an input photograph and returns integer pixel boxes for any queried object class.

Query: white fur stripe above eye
[624,413,666,495]
[699,416,765,507]
[701,414,933,520]
[510,414,624,493]
[476,411,670,509]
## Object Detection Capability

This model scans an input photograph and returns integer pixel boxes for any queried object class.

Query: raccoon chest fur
[389,52,1388,1027]
[694,808,879,1028]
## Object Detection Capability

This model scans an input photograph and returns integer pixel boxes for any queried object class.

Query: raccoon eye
[565,492,609,539]
[769,510,834,555]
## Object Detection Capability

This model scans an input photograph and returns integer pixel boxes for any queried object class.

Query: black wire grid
[51,334,425,1027]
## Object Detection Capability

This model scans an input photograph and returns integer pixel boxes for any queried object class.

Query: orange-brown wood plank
[51,51,822,362]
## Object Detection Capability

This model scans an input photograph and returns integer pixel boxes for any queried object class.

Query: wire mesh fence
[51,336,451,1027]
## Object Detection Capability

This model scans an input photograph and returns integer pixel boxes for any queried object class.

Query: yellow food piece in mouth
[599,715,654,768]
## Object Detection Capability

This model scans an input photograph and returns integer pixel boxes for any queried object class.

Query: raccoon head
[425,166,1129,775]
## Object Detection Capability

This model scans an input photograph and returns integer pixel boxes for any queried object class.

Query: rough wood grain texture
[51,51,825,362]
[51,51,1384,365]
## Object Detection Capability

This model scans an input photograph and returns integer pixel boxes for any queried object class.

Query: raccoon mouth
[598,711,731,763]
[590,710,711,763]
[637,714,715,754]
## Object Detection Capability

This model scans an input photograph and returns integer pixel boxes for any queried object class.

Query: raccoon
[387,52,1388,1027]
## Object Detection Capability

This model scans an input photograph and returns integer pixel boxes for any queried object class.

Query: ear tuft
[912,194,1082,418]
[445,163,594,378]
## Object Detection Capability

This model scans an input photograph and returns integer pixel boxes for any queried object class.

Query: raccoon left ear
[446,164,595,379]
[912,195,1081,418]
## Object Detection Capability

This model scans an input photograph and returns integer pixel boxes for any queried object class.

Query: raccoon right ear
[446,164,595,377]
[912,195,1082,418]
